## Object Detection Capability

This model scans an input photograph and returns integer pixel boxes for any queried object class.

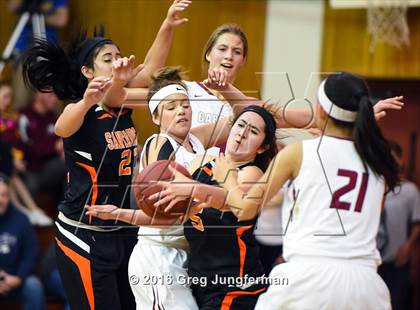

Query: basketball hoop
[367,0,410,52]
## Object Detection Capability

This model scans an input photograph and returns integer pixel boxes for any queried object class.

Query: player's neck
[226,153,254,168]
[323,121,353,139]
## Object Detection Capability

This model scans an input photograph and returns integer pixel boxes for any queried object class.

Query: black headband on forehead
[237,105,276,141]
[76,37,113,67]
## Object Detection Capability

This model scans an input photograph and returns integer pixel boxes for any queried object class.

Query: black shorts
[54,219,137,310]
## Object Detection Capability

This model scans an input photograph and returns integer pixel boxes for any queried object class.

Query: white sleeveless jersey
[137,133,206,249]
[282,136,384,265]
[184,81,233,128]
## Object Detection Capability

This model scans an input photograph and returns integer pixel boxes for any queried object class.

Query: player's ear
[257,144,269,155]
[151,111,160,126]
[81,66,94,79]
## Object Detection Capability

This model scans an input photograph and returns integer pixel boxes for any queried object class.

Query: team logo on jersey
[104,127,138,150]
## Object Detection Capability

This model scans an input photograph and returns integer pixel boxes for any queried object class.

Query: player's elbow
[54,122,69,138]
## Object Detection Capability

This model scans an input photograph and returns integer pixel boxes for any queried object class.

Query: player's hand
[85,204,120,220]
[83,77,112,107]
[213,153,237,189]
[203,67,229,90]
[165,0,191,27]
[150,165,196,212]
[112,56,144,85]
[374,96,404,120]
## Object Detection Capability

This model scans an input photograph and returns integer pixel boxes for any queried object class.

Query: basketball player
[156,72,400,309]
[20,1,192,308]
[147,105,277,309]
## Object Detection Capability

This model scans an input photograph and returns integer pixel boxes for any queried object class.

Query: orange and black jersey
[185,161,266,290]
[59,105,138,227]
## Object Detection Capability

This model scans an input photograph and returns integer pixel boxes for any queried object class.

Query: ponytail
[353,96,399,191]
[22,28,114,102]
[22,39,87,101]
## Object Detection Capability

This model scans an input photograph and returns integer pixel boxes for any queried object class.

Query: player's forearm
[190,182,259,220]
[219,84,261,114]
[103,79,127,108]
[54,101,91,138]
[128,20,175,88]
[112,209,152,226]
[278,107,315,128]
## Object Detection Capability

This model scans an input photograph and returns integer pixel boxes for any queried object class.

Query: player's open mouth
[220,63,233,69]
[176,118,188,123]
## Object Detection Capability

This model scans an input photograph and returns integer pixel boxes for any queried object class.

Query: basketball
[133,160,193,220]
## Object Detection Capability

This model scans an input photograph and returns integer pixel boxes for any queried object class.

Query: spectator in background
[40,241,69,310]
[0,174,45,310]
[19,91,65,205]
[1,82,52,226]
[7,0,69,110]
[0,142,13,179]
[378,141,420,310]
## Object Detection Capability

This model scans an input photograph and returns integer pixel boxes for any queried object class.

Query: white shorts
[128,243,198,310]
[255,257,391,310]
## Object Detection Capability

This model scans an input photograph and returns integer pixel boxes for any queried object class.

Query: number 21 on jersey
[119,148,138,176]
[330,169,369,213]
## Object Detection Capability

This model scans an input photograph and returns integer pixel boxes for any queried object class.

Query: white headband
[148,84,189,114]
[318,79,358,122]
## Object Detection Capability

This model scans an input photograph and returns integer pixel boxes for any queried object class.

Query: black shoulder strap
[157,139,175,161]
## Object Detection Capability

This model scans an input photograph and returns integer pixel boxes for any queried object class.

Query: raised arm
[127,0,192,88]
[54,77,112,138]
[204,68,404,128]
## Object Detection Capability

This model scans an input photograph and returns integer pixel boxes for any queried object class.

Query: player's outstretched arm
[85,205,179,226]
[55,77,112,138]
[128,0,192,88]
[213,144,300,220]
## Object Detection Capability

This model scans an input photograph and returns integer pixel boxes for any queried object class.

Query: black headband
[235,105,277,143]
[76,37,113,67]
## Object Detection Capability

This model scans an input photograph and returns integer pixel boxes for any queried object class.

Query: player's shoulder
[238,165,264,183]
[183,80,215,97]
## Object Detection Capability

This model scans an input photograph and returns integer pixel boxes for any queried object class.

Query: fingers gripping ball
[133,160,192,220]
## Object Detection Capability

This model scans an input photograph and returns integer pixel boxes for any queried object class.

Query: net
[367,0,411,52]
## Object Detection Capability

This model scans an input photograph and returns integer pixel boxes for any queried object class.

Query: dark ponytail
[22,28,114,102]
[22,39,85,101]
[353,96,399,191]
[324,72,399,192]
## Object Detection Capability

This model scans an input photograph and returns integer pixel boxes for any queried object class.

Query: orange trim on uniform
[76,162,98,223]
[202,166,213,176]
[220,287,266,310]
[236,225,253,278]
[97,113,112,120]
[55,237,95,310]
